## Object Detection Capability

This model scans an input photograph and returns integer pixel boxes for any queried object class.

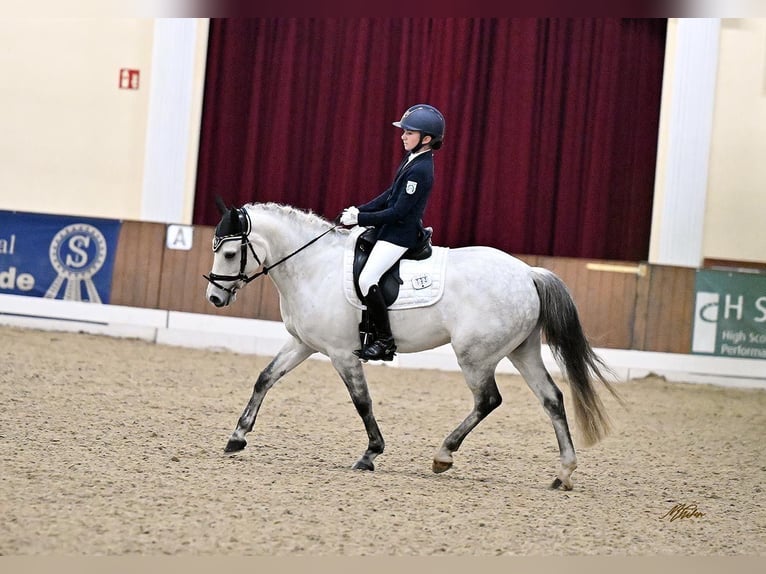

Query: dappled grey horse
[204,202,621,489]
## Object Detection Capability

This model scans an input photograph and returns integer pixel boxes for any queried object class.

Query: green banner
[692,269,766,359]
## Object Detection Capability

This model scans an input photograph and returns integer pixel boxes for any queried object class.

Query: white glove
[340,206,359,226]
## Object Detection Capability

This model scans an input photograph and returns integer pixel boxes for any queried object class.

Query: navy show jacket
[356,150,434,248]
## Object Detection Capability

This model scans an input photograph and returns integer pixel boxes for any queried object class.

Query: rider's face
[401,130,431,152]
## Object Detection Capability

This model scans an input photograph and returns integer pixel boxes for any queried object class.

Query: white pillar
[648,18,721,267]
[140,18,207,224]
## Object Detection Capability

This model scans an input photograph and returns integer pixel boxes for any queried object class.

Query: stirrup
[354,339,397,362]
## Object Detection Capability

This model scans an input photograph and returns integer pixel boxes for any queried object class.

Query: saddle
[352,227,433,306]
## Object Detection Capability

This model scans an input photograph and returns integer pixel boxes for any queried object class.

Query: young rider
[340,103,445,361]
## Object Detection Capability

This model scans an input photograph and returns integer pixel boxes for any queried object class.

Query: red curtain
[193,18,666,261]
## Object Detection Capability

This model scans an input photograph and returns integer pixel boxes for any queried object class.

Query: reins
[248,224,339,280]
[203,207,339,294]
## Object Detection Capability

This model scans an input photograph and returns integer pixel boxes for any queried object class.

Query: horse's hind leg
[225,337,314,453]
[433,361,502,474]
[509,330,577,490]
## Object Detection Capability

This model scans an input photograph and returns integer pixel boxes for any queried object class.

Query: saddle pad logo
[411,274,432,290]
[406,181,417,195]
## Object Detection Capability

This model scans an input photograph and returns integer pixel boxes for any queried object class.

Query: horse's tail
[530,267,623,447]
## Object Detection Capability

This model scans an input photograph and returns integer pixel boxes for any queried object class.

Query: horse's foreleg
[433,363,502,474]
[225,337,314,453]
[509,336,577,490]
[330,354,385,471]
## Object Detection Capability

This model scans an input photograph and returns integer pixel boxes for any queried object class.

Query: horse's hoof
[432,459,453,474]
[549,477,573,491]
[224,438,247,453]
[352,459,374,471]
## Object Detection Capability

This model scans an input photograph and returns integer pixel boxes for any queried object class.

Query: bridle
[203,207,338,295]
[202,208,260,295]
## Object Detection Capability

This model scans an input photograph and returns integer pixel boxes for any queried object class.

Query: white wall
[0,17,207,223]
[703,18,766,264]
[0,19,154,220]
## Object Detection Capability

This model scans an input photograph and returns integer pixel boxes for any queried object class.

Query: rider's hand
[339,206,359,226]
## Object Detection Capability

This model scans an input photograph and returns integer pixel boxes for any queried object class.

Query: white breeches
[358,240,408,297]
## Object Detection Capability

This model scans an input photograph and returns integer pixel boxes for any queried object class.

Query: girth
[352,227,433,306]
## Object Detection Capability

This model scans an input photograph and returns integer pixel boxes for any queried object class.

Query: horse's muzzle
[206,282,235,308]
[204,273,240,308]
[208,293,227,308]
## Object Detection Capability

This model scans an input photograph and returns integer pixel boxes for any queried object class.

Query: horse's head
[204,201,263,307]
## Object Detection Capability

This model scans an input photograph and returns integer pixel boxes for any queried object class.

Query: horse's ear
[214,195,228,216]
[228,206,240,229]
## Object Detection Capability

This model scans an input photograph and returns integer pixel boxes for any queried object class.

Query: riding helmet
[393,104,446,144]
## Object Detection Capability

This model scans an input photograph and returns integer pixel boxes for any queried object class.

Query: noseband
[203,207,339,295]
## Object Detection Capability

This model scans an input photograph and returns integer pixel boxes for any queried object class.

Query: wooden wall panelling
[535,257,639,349]
[586,261,615,345]
[640,265,695,354]
[631,264,653,351]
[110,221,165,308]
[594,261,642,350]
[161,225,284,320]
[157,225,266,318]
[676,269,696,351]
[644,265,668,351]
[536,257,592,339]
[109,221,699,355]
[157,225,206,314]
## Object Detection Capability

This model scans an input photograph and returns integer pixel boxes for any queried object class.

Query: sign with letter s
[0,211,122,303]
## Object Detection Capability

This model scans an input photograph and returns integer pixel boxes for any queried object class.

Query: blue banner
[0,211,122,303]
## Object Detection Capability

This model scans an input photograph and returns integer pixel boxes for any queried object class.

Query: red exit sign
[118,68,140,90]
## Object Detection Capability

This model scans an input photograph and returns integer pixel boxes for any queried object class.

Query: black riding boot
[355,285,396,361]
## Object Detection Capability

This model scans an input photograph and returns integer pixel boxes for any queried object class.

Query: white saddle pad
[343,226,449,310]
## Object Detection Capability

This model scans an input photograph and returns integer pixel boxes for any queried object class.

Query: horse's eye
[224,252,236,260]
